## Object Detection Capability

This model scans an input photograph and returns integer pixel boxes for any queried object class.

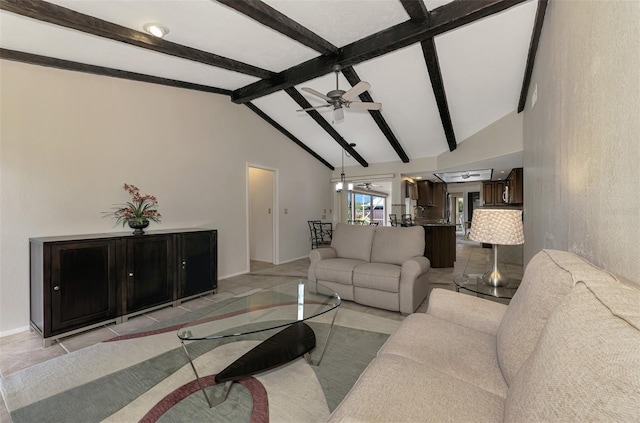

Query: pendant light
[336,144,356,192]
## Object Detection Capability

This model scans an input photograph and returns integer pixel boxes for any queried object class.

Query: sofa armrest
[398,256,431,314]
[426,288,508,336]
[308,247,337,282]
[309,247,337,263]
[401,256,430,277]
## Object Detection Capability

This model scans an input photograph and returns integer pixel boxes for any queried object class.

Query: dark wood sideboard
[422,224,456,268]
[30,228,217,346]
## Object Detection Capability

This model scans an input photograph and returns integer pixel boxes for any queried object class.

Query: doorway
[248,166,276,265]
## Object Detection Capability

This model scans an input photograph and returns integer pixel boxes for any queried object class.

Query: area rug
[1,304,400,423]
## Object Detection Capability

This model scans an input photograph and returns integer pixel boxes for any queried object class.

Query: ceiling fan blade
[296,104,331,112]
[341,81,370,101]
[348,101,382,110]
[332,107,344,123]
[301,87,331,102]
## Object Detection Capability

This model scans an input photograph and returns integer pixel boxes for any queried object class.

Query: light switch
[268,208,271,214]
[284,208,288,214]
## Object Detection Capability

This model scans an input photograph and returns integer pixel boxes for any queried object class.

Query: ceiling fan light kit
[298,65,382,123]
[143,23,169,38]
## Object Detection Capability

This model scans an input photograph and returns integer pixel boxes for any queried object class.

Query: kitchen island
[419,223,456,268]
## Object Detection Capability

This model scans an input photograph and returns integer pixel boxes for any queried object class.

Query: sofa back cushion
[497,249,619,385]
[504,277,640,422]
[331,223,376,262]
[370,226,425,266]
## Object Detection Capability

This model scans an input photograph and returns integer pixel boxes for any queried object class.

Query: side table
[453,274,521,300]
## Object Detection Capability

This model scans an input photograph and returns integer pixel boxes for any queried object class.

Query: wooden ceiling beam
[232,0,528,103]
[216,0,338,56]
[341,66,410,163]
[0,48,232,95]
[285,88,369,168]
[400,0,457,152]
[518,0,548,112]
[0,0,274,79]
[245,102,334,170]
[420,39,457,152]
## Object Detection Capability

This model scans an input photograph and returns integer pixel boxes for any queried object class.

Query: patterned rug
[1,305,400,423]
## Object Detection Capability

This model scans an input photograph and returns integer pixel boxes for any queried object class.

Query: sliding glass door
[347,192,386,225]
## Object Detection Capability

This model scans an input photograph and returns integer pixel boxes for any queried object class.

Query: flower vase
[128,219,149,235]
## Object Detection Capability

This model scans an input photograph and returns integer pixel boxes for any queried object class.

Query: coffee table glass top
[177,279,341,341]
[453,274,521,299]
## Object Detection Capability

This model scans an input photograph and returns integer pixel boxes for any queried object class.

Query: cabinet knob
[53,285,60,291]
[128,272,134,277]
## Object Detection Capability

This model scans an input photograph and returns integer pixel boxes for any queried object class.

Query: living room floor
[0,233,523,421]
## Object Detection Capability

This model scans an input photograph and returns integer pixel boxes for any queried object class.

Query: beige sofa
[329,249,640,422]
[308,223,430,314]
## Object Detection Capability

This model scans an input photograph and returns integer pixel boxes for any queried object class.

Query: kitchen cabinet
[30,228,217,346]
[506,168,523,204]
[483,181,507,206]
[422,224,456,268]
[418,181,447,221]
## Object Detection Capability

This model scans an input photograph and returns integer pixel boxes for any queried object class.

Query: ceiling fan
[457,172,481,180]
[297,65,382,123]
[355,182,383,191]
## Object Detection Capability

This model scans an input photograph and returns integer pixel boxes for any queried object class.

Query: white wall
[522,0,640,285]
[0,61,333,335]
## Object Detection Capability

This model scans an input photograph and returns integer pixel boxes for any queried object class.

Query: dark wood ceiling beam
[420,39,457,152]
[0,0,274,79]
[401,0,456,152]
[0,48,231,95]
[216,0,338,56]
[285,88,368,167]
[518,0,548,112]
[245,103,334,170]
[341,66,410,163]
[232,0,528,103]
[399,0,430,22]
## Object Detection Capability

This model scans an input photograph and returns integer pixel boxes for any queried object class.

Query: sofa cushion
[497,249,600,385]
[330,223,376,262]
[315,258,366,285]
[504,278,640,422]
[328,354,505,423]
[353,263,401,292]
[379,313,508,398]
[370,226,424,265]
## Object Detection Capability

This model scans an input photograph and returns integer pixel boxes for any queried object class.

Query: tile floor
[0,233,523,422]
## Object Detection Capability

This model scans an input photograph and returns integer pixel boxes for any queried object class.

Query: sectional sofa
[328,249,640,422]
[308,223,430,314]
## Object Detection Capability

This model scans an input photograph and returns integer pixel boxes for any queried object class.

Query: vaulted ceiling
[0,0,546,171]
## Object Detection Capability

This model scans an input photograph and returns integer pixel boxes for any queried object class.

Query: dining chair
[389,214,398,227]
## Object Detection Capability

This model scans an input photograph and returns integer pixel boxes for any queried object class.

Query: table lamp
[469,208,524,287]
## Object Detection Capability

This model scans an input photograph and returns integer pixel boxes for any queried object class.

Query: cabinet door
[495,181,507,204]
[125,236,174,313]
[483,183,494,205]
[51,240,117,334]
[179,231,217,298]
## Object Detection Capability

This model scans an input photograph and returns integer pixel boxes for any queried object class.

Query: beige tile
[0,391,12,422]
[0,334,66,377]
[179,296,216,311]
[109,315,157,336]
[58,327,116,353]
[145,305,191,322]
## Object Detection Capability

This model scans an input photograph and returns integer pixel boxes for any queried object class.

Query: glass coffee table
[177,279,340,407]
[453,274,521,300]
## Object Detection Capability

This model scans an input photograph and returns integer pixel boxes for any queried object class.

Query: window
[347,191,386,225]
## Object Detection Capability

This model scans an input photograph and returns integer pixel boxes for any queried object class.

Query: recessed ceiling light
[143,23,169,38]
[500,170,505,174]
[415,176,422,180]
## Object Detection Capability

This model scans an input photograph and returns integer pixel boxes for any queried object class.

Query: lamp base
[481,270,509,287]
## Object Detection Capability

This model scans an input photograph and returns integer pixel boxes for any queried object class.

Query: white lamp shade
[469,208,524,245]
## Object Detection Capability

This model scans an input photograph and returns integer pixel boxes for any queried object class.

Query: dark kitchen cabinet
[506,168,523,204]
[30,228,217,346]
[483,181,507,205]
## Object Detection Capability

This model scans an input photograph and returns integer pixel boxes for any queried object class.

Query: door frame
[246,163,279,269]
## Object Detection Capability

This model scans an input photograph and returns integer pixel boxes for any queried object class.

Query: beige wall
[0,61,333,335]
[522,0,640,285]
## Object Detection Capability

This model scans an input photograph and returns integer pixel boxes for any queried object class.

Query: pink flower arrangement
[104,183,162,226]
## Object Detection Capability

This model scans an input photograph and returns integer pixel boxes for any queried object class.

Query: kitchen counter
[420,224,456,268]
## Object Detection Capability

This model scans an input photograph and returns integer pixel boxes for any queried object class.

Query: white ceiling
[0,0,540,172]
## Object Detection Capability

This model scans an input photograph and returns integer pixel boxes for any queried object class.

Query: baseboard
[277,255,309,265]
[0,325,31,338]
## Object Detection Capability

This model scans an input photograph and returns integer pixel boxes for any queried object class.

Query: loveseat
[308,223,430,314]
[329,249,640,422]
